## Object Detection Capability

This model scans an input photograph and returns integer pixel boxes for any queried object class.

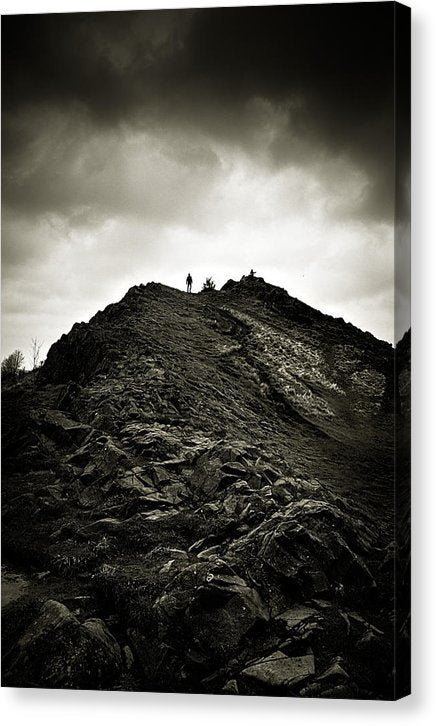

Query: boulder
[222,678,239,694]
[241,651,315,690]
[317,656,350,684]
[80,438,129,483]
[118,470,154,496]
[4,600,122,689]
[33,410,92,447]
[191,453,223,495]
[275,605,319,630]
[151,465,172,487]
[155,562,268,667]
[258,500,376,600]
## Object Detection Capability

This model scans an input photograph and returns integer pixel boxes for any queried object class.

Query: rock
[317,657,350,684]
[241,651,315,690]
[78,517,123,538]
[197,545,222,559]
[257,499,376,600]
[275,606,319,630]
[220,461,247,477]
[318,684,355,699]
[151,457,189,469]
[191,444,251,496]
[161,482,188,503]
[299,682,324,697]
[34,410,92,446]
[260,465,281,483]
[66,442,93,466]
[158,553,190,576]
[311,598,333,609]
[259,529,304,579]
[120,424,181,459]
[247,472,263,489]
[89,439,129,481]
[191,453,223,495]
[118,470,154,496]
[155,563,268,667]
[222,678,239,694]
[198,571,267,614]
[219,473,242,489]
[151,465,172,487]
[4,600,122,689]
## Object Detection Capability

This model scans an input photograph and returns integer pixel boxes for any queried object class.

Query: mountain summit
[2,277,409,697]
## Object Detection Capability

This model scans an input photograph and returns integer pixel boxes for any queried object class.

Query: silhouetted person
[186,273,193,293]
[249,269,256,278]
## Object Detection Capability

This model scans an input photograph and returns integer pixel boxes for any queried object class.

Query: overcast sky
[1,3,410,366]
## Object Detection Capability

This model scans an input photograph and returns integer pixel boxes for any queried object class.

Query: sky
[1,2,410,366]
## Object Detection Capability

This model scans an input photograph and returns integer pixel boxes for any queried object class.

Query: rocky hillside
[1,276,409,698]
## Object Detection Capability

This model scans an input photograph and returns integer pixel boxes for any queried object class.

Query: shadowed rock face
[2,277,407,698]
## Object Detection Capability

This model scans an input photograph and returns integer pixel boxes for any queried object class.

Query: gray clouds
[2,4,399,218]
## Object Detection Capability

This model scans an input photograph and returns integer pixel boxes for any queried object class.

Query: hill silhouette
[1,276,409,697]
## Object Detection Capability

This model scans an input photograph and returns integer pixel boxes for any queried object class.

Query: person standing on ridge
[186,273,193,293]
[249,269,256,278]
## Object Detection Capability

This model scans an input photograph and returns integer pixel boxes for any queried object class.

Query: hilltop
[1,276,409,697]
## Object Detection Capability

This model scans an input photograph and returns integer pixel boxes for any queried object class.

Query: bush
[1,350,25,380]
[202,277,216,291]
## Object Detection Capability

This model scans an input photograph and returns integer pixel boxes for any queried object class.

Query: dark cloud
[2,4,402,221]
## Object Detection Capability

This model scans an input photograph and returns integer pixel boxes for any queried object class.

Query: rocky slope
[1,276,409,698]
